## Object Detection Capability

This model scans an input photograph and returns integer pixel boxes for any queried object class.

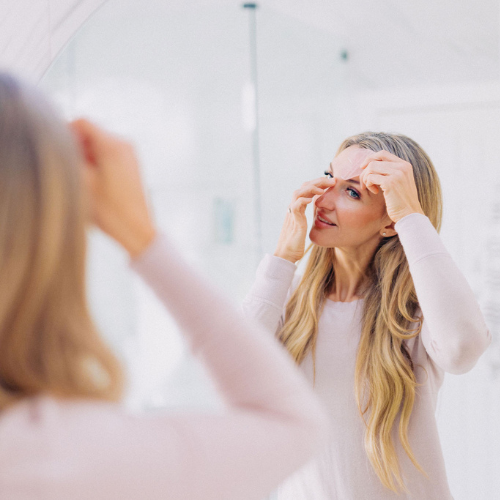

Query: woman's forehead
[332,147,372,180]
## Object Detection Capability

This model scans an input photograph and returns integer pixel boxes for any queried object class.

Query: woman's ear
[380,220,397,238]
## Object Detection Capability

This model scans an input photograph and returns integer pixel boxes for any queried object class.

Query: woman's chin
[309,228,333,247]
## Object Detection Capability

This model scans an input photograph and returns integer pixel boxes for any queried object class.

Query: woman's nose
[315,185,336,210]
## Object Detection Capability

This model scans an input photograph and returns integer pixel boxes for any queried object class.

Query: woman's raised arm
[396,212,491,374]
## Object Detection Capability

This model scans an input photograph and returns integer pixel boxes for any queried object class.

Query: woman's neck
[329,243,378,302]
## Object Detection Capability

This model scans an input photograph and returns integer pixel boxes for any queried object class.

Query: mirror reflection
[39,1,500,499]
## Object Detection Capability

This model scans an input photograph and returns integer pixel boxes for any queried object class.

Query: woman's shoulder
[0,396,121,471]
[0,395,180,457]
[0,395,187,493]
[0,395,127,438]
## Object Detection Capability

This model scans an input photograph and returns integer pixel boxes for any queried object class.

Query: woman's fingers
[359,159,407,193]
[362,160,396,176]
[69,118,132,167]
[69,118,155,257]
[274,175,331,263]
[301,186,325,197]
[362,172,389,194]
[359,162,388,192]
[292,177,336,202]
[275,196,314,263]
[359,149,400,169]
[70,118,116,151]
[314,176,337,189]
[69,119,98,165]
[289,197,313,215]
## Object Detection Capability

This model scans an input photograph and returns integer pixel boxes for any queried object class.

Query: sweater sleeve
[395,213,492,375]
[125,233,329,500]
[241,254,298,336]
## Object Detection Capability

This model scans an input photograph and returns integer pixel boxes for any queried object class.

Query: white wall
[354,81,500,500]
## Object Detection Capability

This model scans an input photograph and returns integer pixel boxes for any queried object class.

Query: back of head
[0,73,123,408]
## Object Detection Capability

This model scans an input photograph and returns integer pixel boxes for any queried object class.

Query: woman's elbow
[311,406,331,447]
[287,396,331,454]
[442,330,492,374]
[293,407,331,459]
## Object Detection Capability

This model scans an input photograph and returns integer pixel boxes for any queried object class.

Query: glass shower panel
[252,10,346,499]
[255,7,347,258]
[40,0,256,411]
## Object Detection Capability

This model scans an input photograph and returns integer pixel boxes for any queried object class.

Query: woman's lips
[315,214,336,228]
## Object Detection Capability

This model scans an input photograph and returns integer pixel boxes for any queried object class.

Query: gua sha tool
[332,147,373,180]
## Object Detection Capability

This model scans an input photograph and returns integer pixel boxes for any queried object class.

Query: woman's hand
[69,118,156,258]
[274,176,337,263]
[359,150,425,223]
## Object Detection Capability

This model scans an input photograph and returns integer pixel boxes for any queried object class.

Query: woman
[0,73,330,499]
[243,133,491,499]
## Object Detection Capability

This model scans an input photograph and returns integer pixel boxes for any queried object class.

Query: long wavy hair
[0,73,124,410]
[277,132,442,492]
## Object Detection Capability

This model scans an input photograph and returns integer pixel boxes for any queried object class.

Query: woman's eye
[323,170,333,178]
[347,187,360,199]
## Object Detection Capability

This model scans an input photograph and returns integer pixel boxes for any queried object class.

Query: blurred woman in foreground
[0,73,329,499]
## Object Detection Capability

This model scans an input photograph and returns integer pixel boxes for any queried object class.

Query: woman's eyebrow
[329,171,369,197]
[332,175,361,186]
[329,165,366,189]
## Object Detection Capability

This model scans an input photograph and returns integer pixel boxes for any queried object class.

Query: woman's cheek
[344,206,379,230]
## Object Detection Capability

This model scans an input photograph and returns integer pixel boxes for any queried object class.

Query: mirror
[40,1,500,498]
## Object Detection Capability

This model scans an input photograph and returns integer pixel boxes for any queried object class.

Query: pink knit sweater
[242,213,491,499]
[0,233,329,499]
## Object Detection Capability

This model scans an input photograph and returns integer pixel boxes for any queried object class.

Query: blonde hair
[277,132,442,492]
[0,73,124,410]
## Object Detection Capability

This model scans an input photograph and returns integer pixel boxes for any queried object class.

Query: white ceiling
[0,0,105,81]
[1,0,498,89]
[261,0,500,88]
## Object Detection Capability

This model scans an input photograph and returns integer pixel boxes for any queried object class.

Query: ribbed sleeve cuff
[395,213,448,266]
[248,254,297,307]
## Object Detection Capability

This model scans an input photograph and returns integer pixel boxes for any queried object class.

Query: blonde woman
[243,133,491,499]
[0,73,330,499]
